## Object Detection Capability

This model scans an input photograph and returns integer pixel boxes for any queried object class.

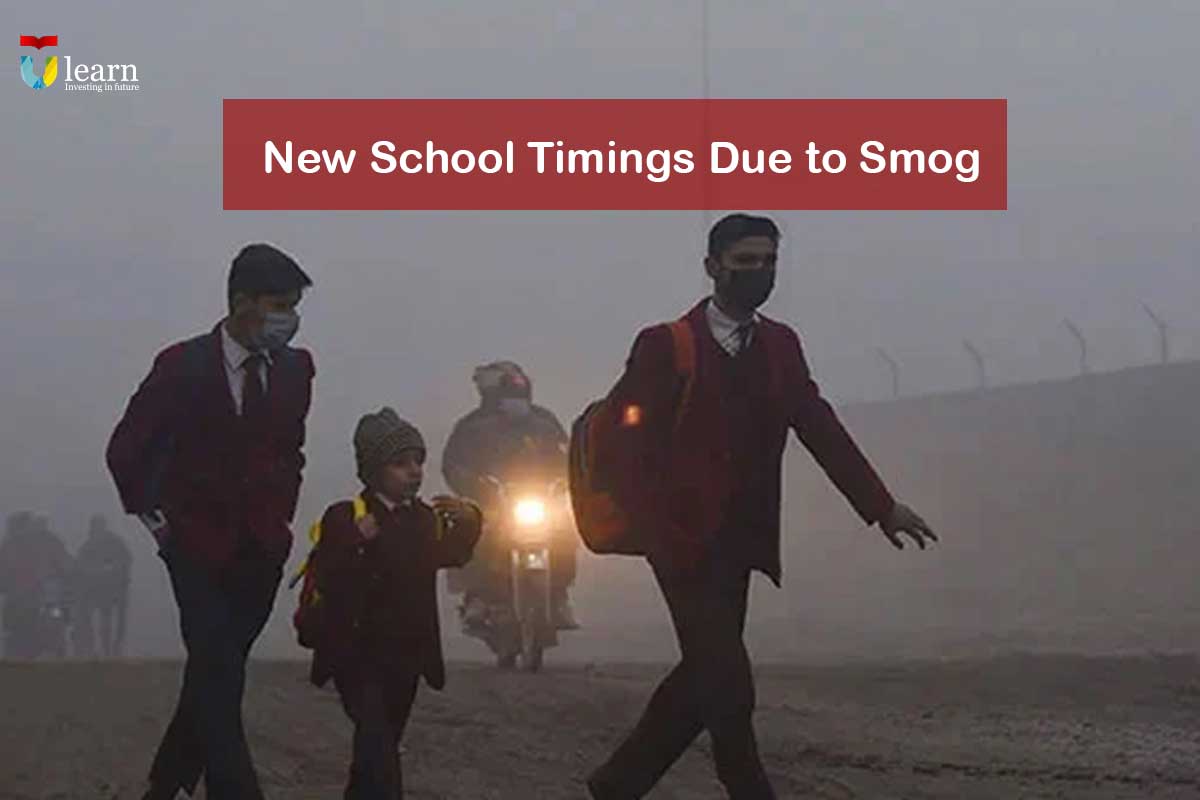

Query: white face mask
[252,310,300,351]
[498,397,532,417]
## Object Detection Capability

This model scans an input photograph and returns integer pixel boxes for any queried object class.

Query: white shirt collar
[374,491,418,511]
[705,297,758,354]
[221,321,271,372]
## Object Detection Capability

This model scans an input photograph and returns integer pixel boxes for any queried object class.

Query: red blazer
[607,300,894,583]
[106,324,315,569]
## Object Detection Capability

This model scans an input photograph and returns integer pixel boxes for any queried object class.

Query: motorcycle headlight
[513,498,547,528]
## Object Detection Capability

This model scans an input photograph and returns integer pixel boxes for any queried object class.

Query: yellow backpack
[290,495,449,648]
[290,496,369,649]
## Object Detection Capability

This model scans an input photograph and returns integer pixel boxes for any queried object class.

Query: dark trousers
[590,549,776,799]
[72,592,128,658]
[334,671,420,800]
[148,547,281,799]
[2,599,39,658]
[102,594,129,657]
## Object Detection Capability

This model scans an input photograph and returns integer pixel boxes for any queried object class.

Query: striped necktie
[734,321,755,354]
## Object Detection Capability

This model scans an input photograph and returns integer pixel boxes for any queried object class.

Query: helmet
[472,361,532,403]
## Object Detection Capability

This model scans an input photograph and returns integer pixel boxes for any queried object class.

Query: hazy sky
[3,0,1198,537]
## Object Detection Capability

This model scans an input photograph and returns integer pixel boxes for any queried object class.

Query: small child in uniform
[299,407,481,799]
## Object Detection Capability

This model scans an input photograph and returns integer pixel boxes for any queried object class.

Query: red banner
[222,99,1006,211]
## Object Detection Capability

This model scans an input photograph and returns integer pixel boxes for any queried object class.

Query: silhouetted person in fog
[107,244,315,800]
[587,214,938,799]
[71,514,132,658]
[0,512,72,659]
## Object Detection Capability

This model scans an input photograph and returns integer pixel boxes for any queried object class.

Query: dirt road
[0,654,1197,799]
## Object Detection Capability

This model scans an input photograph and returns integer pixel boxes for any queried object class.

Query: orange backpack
[567,319,695,555]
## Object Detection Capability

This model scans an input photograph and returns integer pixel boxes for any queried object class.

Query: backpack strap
[667,318,696,433]
[289,517,324,590]
[289,496,371,589]
[350,495,368,522]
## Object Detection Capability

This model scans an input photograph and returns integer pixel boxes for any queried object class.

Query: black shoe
[585,775,606,799]
[586,771,628,800]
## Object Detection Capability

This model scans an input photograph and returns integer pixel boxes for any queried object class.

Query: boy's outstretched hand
[879,502,938,550]
[431,495,481,529]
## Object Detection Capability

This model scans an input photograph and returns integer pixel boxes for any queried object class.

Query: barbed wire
[839,314,1200,404]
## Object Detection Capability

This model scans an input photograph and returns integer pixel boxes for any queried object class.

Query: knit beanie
[353,407,426,486]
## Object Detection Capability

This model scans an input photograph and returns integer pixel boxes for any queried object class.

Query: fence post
[875,347,900,399]
[1142,303,1170,364]
[964,339,987,390]
[1064,319,1090,375]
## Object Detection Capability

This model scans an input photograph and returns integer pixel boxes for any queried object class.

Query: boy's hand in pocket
[139,510,170,548]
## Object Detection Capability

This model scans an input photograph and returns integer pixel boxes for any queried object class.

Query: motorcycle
[460,476,571,672]
[36,576,70,659]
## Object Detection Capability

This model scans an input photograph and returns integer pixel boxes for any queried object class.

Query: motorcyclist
[0,512,72,659]
[71,514,132,659]
[442,361,579,631]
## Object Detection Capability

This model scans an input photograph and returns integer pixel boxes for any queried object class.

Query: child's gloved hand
[431,495,479,529]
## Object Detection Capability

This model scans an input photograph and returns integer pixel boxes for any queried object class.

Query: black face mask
[717,267,776,311]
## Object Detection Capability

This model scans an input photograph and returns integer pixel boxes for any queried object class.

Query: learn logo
[19,34,58,90]
[17,35,141,93]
